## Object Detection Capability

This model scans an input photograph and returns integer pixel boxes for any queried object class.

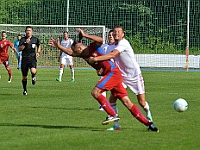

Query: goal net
[0,24,106,67]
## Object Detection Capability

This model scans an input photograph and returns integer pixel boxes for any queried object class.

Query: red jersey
[0,39,13,58]
[82,42,117,76]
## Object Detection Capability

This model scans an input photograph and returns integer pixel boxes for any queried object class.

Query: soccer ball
[173,98,188,112]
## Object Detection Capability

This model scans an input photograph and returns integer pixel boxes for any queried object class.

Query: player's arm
[88,49,120,64]
[76,28,103,46]
[18,38,29,51]
[11,47,18,55]
[9,42,18,55]
[36,45,41,57]
[49,38,74,56]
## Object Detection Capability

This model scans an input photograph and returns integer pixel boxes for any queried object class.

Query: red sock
[129,104,150,126]
[97,95,116,116]
[7,68,12,78]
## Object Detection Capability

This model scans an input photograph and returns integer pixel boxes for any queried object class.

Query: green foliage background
[0,0,200,66]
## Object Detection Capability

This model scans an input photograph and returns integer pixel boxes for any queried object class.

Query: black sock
[32,74,35,78]
[22,80,27,91]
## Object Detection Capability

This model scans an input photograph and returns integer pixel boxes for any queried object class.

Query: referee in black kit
[18,26,41,95]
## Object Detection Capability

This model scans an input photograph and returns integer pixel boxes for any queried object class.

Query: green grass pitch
[0,68,199,150]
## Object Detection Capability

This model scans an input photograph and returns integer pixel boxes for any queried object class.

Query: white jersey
[107,38,141,78]
[61,38,73,58]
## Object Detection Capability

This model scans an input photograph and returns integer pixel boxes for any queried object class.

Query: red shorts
[96,68,128,99]
[0,56,9,67]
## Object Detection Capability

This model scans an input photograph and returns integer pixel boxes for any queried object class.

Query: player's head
[63,31,69,40]
[1,31,7,39]
[108,30,114,43]
[17,34,21,40]
[25,26,33,37]
[71,40,87,56]
[113,25,124,41]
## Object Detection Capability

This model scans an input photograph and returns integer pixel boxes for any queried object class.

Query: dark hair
[72,40,81,47]
[25,26,33,31]
[113,25,124,33]
[63,31,68,34]
[2,31,6,34]
[17,34,21,37]
[108,30,114,34]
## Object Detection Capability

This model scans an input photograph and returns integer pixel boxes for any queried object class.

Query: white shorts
[122,73,145,95]
[61,56,73,66]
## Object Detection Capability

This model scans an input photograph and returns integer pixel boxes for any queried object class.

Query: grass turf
[0,68,199,150]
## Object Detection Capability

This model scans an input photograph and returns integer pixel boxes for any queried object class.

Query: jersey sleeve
[8,41,13,48]
[19,38,25,46]
[114,40,127,53]
[36,38,41,46]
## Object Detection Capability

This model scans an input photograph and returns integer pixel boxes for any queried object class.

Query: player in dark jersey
[18,26,41,95]
[0,31,18,83]
[48,28,159,132]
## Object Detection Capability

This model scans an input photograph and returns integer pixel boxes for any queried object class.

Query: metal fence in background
[0,0,200,69]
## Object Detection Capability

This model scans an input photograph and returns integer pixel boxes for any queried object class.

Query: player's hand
[96,68,104,76]
[26,38,31,43]
[76,28,86,37]
[36,52,40,58]
[49,37,59,48]
[88,57,96,64]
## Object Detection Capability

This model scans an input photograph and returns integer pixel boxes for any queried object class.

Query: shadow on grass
[30,106,96,111]
[0,123,104,131]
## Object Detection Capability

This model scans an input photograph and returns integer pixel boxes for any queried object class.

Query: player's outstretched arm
[11,47,19,55]
[76,28,103,46]
[49,37,74,56]
[89,49,120,64]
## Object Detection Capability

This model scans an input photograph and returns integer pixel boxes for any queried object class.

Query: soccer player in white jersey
[89,25,155,131]
[99,30,115,111]
[56,31,75,82]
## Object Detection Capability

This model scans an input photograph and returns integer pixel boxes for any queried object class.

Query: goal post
[0,24,106,67]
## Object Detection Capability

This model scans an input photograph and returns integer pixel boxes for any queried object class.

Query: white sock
[110,102,120,127]
[143,101,150,112]
[59,68,63,79]
[71,68,74,80]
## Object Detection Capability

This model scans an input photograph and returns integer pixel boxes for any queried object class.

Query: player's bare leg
[3,62,12,83]
[91,87,120,125]
[69,65,75,82]
[137,94,153,121]
[31,68,36,85]
[56,64,64,82]
[5,66,12,83]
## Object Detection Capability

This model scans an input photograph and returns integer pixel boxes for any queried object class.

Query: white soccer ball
[173,98,188,112]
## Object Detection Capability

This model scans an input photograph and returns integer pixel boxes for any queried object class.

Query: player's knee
[91,88,101,99]
[22,76,28,81]
[31,68,36,74]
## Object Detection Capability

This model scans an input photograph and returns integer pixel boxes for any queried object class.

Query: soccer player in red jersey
[49,28,159,132]
[0,31,18,83]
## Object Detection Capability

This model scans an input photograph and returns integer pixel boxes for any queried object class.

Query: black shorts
[21,58,37,76]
